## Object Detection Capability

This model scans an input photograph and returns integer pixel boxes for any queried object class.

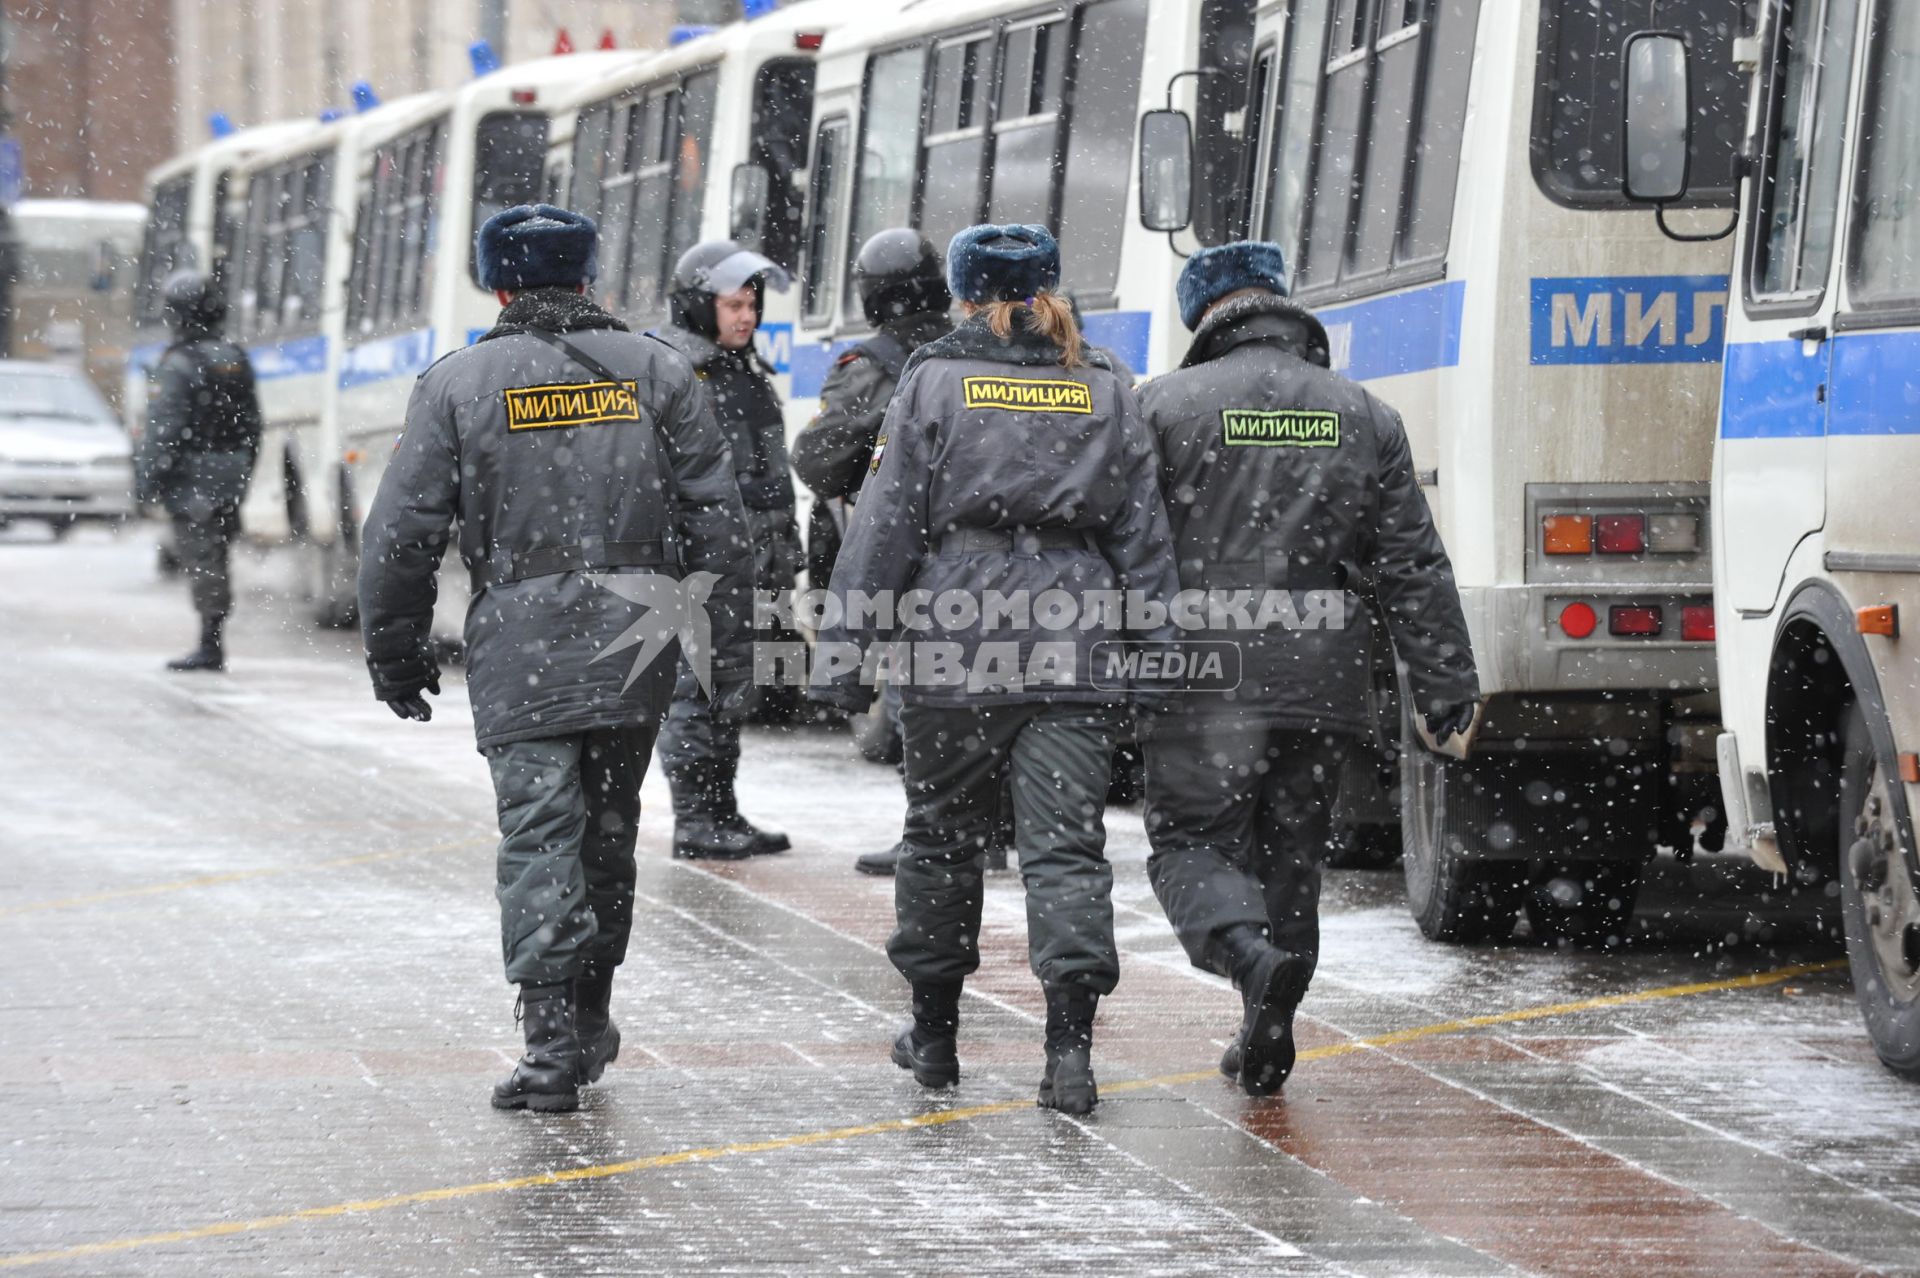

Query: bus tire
[1838,702,1920,1079]
[1400,736,1518,943]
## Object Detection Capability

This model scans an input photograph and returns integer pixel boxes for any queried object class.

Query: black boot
[167,615,225,673]
[491,983,581,1112]
[1222,926,1310,1097]
[719,813,790,855]
[1038,985,1098,1115]
[890,981,961,1088]
[574,968,620,1085]
[673,816,759,860]
[854,842,902,876]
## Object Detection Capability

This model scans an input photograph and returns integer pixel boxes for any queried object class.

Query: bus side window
[1751,0,1862,306]
[287,156,331,332]
[801,115,849,323]
[1057,0,1151,300]
[670,69,719,289]
[571,104,614,228]
[1193,0,1258,247]
[843,45,928,324]
[1848,0,1920,312]
[920,32,997,258]
[347,193,374,334]
[749,58,818,274]
[988,15,1068,227]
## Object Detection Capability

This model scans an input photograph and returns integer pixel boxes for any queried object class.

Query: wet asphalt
[3,523,1918,1276]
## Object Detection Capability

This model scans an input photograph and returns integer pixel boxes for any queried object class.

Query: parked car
[0,359,135,536]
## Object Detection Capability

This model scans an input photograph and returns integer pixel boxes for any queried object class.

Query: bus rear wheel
[1400,735,1520,943]
[1839,703,1920,1079]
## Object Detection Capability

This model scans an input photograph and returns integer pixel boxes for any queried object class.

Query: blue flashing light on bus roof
[208,112,235,139]
[741,0,778,18]
[468,40,501,77]
[670,24,717,46]
[351,81,380,113]
[318,107,346,123]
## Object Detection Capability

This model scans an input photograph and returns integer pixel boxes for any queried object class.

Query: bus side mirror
[1622,32,1691,204]
[1138,109,1194,234]
[729,163,771,250]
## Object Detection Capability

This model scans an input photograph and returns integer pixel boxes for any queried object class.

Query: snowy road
[4,526,1919,1275]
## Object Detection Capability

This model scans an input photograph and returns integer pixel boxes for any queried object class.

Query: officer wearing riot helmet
[812,224,1182,1115]
[358,205,754,1113]
[651,239,802,861]
[133,269,263,673]
[1135,242,1479,1096]
[791,227,962,879]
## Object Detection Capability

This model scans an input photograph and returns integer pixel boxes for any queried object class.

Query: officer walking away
[813,225,1181,1115]
[791,227,956,878]
[1136,242,1479,1096]
[651,240,801,860]
[358,205,754,1113]
[133,270,262,672]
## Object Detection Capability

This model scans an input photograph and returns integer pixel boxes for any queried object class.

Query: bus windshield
[469,111,551,284]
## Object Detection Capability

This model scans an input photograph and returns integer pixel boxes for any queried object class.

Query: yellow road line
[0,839,488,918]
[0,956,1847,1270]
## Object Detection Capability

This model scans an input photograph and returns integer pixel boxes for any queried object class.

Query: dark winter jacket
[134,335,262,521]
[1136,291,1478,733]
[649,323,800,587]
[357,288,755,750]
[792,309,952,585]
[812,312,1181,711]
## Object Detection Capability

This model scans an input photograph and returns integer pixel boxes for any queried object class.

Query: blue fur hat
[946,224,1061,304]
[476,204,599,292]
[1176,240,1288,331]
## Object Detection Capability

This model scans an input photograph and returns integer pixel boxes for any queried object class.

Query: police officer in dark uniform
[358,205,754,1113]
[650,239,800,860]
[813,225,1181,1115]
[791,228,962,878]
[133,270,262,673]
[1136,242,1479,1096]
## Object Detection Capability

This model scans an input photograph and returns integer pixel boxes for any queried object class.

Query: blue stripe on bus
[1722,330,1920,439]
[338,329,436,389]
[756,322,794,375]
[1528,275,1728,365]
[1721,340,1825,439]
[248,334,329,380]
[789,336,845,399]
[1317,280,1466,382]
[1829,330,1920,436]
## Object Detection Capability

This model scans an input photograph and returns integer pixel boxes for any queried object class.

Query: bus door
[1721,0,1861,613]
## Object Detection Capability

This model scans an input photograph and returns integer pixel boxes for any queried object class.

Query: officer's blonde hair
[964,292,1085,370]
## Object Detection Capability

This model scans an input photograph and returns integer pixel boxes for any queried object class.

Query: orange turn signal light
[1543,514,1593,555]
[1901,753,1920,785]
[1858,605,1899,638]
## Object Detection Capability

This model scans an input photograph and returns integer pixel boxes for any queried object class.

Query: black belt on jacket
[937,527,1097,555]
[1194,554,1346,591]
[485,538,674,587]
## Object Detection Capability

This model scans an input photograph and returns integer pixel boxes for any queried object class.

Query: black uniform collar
[900,309,1112,383]
[879,310,955,348]
[480,288,628,341]
[1182,291,1331,371]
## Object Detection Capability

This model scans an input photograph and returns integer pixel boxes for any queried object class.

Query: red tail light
[1558,601,1598,639]
[1595,514,1647,554]
[1681,605,1716,642]
[1609,605,1663,637]
[795,31,825,49]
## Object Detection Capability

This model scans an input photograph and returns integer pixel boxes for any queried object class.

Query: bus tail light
[1543,514,1593,555]
[1858,605,1900,637]
[511,88,538,105]
[1609,605,1663,637]
[795,31,825,49]
[1595,514,1647,554]
[1647,513,1700,554]
[1558,601,1598,638]
[1681,605,1716,642]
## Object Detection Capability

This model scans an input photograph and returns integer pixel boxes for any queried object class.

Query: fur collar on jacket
[899,309,1112,385]
[1181,291,1330,371]
[479,288,627,341]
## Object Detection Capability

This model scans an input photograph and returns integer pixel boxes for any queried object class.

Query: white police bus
[1621,0,1920,1074]
[1134,0,1754,940]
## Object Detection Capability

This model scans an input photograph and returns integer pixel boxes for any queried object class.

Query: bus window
[571,103,614,226]
[1849,0,1920,311]
[1749,0,1860,305]
[134,174,193,326]
[989,15,1068,226]
[802,116,849,322]
[1259,0,1332,283]
[602,68,719,323]
[845,45,927,322]
[469,111,550,285]
[349,117,445,337]
[749,58,818,273]
[920,32,996,259]
[1193,0,1258,247]
[670,69,719,287]
[1057,0,1151,298]
[284,157,331,331]
[1232,46,1277,249]
[1533,0,1754,210]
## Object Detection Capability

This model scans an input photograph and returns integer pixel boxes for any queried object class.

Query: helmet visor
[700,249,792,296]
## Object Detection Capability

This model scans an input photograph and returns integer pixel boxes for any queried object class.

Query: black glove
[384,671,440,722]
[1423,699,1478,746]
[709,669,754,724]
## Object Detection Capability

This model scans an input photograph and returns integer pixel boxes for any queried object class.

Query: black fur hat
[476,204,598,292]
[1176,240,1288,331]
[945,223,1060,304]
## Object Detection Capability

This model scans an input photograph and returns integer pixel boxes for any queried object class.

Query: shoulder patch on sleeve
[867,433,888,475]
[1220,409,1341,448]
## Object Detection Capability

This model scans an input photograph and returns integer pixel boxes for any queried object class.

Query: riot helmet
[668,240,791,341]
[161,269,227,336]
[852,229,950,327]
